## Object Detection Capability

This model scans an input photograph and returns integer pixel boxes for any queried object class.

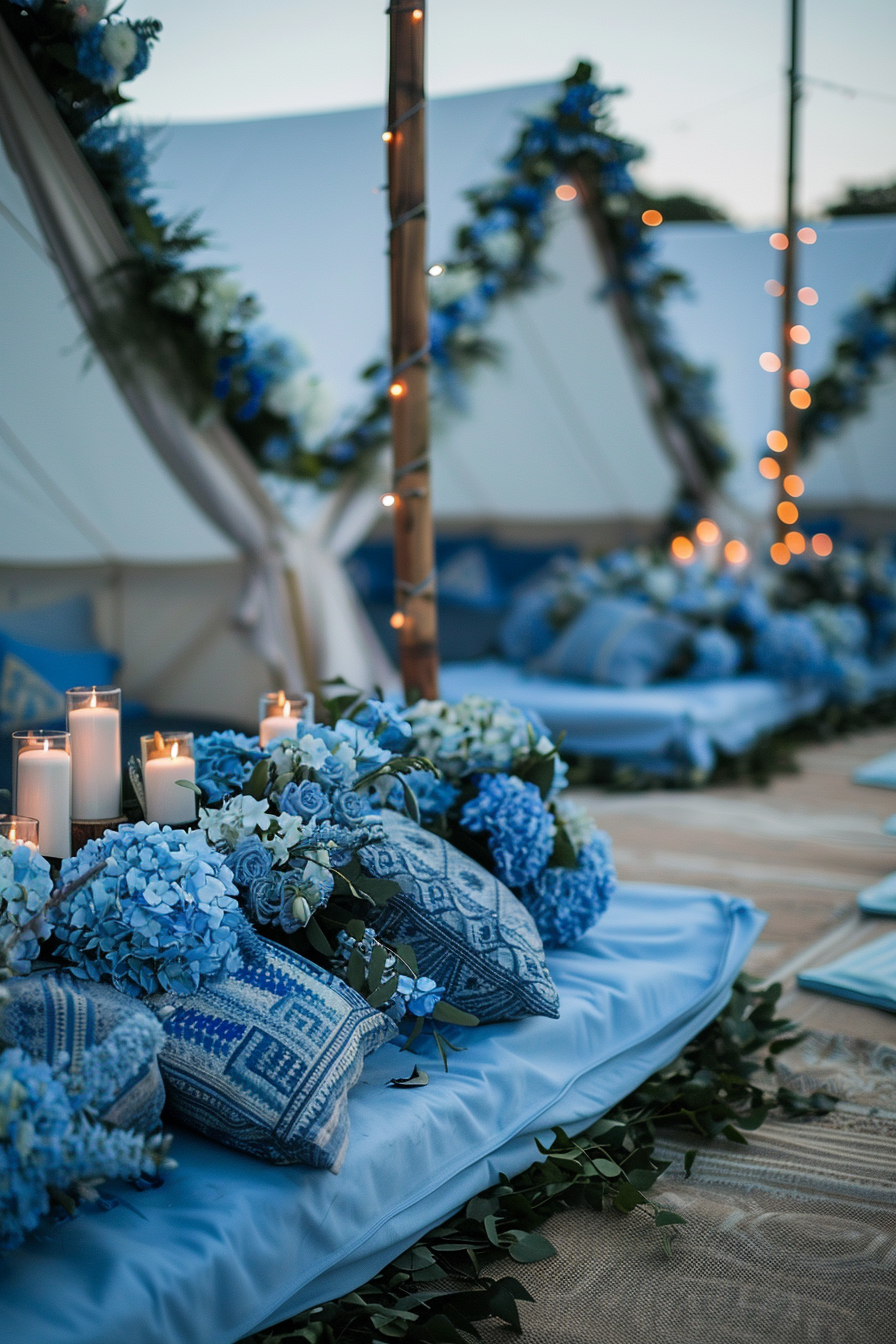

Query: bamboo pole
[386,1,438,702]
[776,0,802,542]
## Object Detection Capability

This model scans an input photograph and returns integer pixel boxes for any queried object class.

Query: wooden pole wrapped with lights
[385,1,438,701]
[774,0,803,551]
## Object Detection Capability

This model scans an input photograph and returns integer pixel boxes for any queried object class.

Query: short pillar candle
[66,686,121,822]
[0,814,40,853]
[258,691,313,748]
[12,731,72,859]
[140,731,197,826]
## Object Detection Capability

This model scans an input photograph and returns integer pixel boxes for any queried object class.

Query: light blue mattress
[854,750,896,791]
[440,661,827,773]
[797,929,896,1014]
[0,882,763,1344]
[858,871,896,915]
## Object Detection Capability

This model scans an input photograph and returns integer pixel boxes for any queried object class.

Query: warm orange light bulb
[790,389,811,408]
[390,611,406,629]
[769,232,788,250]
[670,536,695,561]
[789,368,810,388]
[724,539,749,565]
[412,7,423,17]
[389,381,405,398]
[555,183,577,201]
[797,226,817,244]
[641,209,663,226]
[380,492,396,508]
[695,518,720,545]
[759,351,781,372]
[382,130,393,142]
[797,286,818,305]
[785,531,806,554]
[764,279,785,296]
[758,456,781,479]
[783,474,804,497]
[428,263,444,276]
[790,324,810,344]
[770,542,791,565]
[811,533,833,557]
[766,430,788,452]
[777,501,799,525]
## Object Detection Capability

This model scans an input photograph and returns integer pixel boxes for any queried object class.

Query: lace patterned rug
[478,1032,896,1344]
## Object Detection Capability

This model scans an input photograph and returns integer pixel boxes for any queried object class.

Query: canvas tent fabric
[0,22,394,723]
[0,881,763,1344]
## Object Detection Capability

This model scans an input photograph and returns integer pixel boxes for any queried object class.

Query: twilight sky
[124,0,896,225]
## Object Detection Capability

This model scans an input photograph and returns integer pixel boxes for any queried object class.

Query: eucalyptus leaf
[508,1232,556,1264]
[654,1210,687,1227]
[388,1067,429,1089]
[368,943,388,991]
[367,974,400,1009]
[245,758,270,800]
[430,1001,479,1027]
[303,916,333,957]
[394,943,419,977]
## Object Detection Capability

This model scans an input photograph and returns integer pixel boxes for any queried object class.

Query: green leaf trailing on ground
[243,976,835,1343]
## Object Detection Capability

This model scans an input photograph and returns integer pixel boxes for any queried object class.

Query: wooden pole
[386,1,438,701]
[776,0,802,541]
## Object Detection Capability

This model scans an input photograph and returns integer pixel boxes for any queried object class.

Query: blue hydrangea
[52,823,243,998]
[0,840,54,976]
[386,769,460,822]
[194,730,266,803]
[461,773,555,888]
[354,699,414,753]
[396,975,445,1018]
[685,626,742,681]
[519,832,616,948]
[753,613,829,680]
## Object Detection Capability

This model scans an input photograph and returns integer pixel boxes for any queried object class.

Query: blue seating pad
[797,929,896,1013]
[857,871,896,915]
[854,749,896,791]
[0,882,763,1344]
[440,661,828,773]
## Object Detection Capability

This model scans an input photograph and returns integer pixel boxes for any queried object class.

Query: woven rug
[477,1032,896,1344]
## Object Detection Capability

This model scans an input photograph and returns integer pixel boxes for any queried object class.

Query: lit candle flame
[277,690,286,710]
[9,823,16,842]
[171,741,179,760]
[89,691,97,709]
[42,739,49,753]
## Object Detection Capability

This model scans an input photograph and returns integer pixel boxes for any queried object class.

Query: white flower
[199,795,271,846]
[554,797,598,855]
[428,265,479,306]
[197,276,242,341]
[265,370,336,446]
[101,21,138,73]
[153,275,199,314]
[480,230,522,269]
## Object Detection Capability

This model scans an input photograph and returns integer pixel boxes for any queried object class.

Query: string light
[670,536,695,561]
[759,351,781,372]
[764,279,785,296]
[695,518,720,545]
[789,368,810,388]
[641,209,663,226]
[785,531,806,554]
[797,226,817,244]
[790,324,811,344]
[382,130,393,142]
[769,233,788,250]
[412,8,423,18]
[790,388,811,408]
[797,286,818,305]
[759,456,781,479]
[428,263,444,276]
[724,539,749,564]
[555,183,577,201]
[389,381,405,398]
[777,500,799,524]
[390,611,406,629]
[812,533,833,556]
[767,430,788,452]
[783,474,804,497]
[380,492,396,508]
[770,542,791,565]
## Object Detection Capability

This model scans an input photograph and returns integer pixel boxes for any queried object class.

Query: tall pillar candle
[141,732,196,826]
[259,691,312,748]
[13,732,72,859]
[66,687,121,821]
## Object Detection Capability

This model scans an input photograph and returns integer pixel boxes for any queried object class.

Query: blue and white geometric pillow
[152,921,396,1170]
[361,811,560,1024]
[0,969,166,1135]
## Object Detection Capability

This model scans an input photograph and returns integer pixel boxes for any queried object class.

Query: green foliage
[825,179,896,217]
[242,976,833,1344]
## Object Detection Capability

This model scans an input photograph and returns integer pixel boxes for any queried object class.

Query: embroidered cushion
[361,811,560,1024]
[152,922,396,1170]
[534,596,690,687]
[0,969,166,1134]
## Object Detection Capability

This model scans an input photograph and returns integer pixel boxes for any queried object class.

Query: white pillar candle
[69,701,120,820]
[16,746,71,859]
[259,711,300,748]
[144,745,197,826]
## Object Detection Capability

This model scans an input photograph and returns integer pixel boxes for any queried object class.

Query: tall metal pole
[776,0,802,540]
[386,1,438,701]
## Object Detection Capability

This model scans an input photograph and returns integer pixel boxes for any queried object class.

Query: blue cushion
[797,929,896,1013]
[0,881,764,1344]
[360,811,560,1023]
[153,922,396,1170]
[535,597,691,687]
[0,630,119,729]
[857,871,896,915]
[0,970,165,1134]
[0,597,97,652]
[498,583,559,663]
[853,750,896,790]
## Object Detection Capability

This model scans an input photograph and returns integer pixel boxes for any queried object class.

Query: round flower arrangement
[0,839,54,977]
[52,823,243,997]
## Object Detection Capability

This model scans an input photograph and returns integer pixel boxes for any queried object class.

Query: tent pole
[776,0,802,541]
[386,1,439,702]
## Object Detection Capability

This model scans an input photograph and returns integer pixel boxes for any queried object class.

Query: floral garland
[3,8,727,495]
[797,269,896,460]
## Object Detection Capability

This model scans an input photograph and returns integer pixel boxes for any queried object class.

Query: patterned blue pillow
[0,970,166,1134]
[535,597,690,686]
[360,812,560,1024]
[152,921,396,1170]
